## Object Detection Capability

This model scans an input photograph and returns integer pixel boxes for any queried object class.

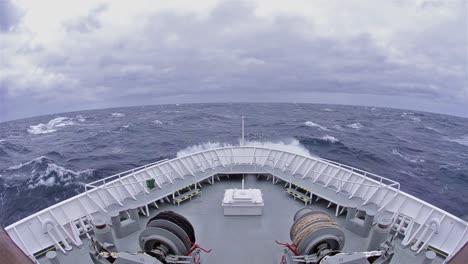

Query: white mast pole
[241,116,245,146]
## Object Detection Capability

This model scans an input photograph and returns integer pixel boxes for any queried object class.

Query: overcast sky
[0,0,467,122]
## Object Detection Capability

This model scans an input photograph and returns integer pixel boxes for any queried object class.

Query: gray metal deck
[38,175,444,264]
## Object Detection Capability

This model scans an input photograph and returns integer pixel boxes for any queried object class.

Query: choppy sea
[1,103,467,226]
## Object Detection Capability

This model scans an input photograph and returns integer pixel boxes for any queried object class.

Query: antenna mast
[241,116,245,146]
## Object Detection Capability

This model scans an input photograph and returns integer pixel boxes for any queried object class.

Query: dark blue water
[1,103,467,226]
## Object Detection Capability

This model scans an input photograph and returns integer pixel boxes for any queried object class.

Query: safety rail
[4,146,467,264]
[192,155,399,188]
[191,155,399,212]
[84,159,168,191]
[193,155,400,188]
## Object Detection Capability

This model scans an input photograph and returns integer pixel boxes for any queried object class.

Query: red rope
[275,240,300,256]
[185,237,212,256]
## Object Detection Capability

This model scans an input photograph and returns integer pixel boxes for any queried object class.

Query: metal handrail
[85,159,168,190]
[90,171,174,190]
[191,155,399,190]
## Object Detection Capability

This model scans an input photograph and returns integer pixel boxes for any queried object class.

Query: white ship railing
[4,146,467,263]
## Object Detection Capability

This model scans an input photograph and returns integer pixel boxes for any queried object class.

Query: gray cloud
[0,0,21,32]
[0,0,466,121]
[64,4,107,33]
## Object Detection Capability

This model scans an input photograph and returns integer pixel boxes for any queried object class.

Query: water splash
[303,121,329,131]
[176,139,316,158]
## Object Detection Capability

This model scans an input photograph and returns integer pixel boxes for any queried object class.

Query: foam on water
[28,116,85,135]
[401,112,422,122]
[321,135,339,143]
[176,142,233,157]
[303,121,329,131]
[112,112,125,117]
[4,156,93,188]
[347,123,363,129]
[391,149,425,163]
[244,139,316,157]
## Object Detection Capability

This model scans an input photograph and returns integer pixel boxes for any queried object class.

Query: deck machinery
[1,144,467,264]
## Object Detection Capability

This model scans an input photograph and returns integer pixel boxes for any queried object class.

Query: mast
[241,116,245,146]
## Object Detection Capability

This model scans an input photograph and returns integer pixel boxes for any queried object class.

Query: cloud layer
[0,0,467,121]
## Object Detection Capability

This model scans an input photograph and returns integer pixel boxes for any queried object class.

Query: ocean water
[0,103,467,226]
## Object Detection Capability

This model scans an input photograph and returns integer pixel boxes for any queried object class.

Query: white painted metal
[4,146,467,263]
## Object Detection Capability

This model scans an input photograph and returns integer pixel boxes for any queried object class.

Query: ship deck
[37,175,445,264]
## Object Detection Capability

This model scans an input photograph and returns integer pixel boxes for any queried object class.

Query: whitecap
[5,156,94,188]
[321,135,339,143]
[154,120,163,125]
[303,121,329,131]
[27,116,84,135]
[76,115,86,122]
[401,112,421,122]
[449,135,468,147]
[112,112,125,117]
[347,123,363,129]
[322,108,333,112]
[176,142,233,157]
[243,139,317,157]
[391,149,424,163]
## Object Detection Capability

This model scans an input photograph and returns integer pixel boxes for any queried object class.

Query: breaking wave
[176,142,233,157]
[154,120,164,125]
[347,123,363,129]
[28,115,85,135]
[303,121,329,131]
[3,156,93,188]
[176,139,316,158]
[321,135,339,143]
[112,112,125,117]
[391,149,425,163]
[401,112,422,122]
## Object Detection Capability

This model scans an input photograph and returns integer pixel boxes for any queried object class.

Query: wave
[112,112,125,117]
[176,139,316,158]
[401,112,422,122]
[176,142,233,157]
[322,108,333,112]
[154,120,164,125]
[422,126,442,133]
[3,156,93,188]
[448,135,468,147]
[391,149,425,163]
[28,116,85,135]
[303,121,329,131]
[0,140,29,156]
[347,123,363,129]
[332,125,343,130]
[321,135,339,143]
